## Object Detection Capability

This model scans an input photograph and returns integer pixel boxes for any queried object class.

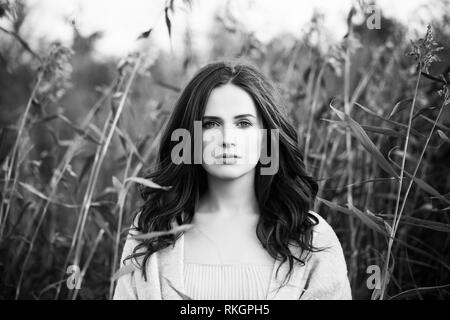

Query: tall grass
[0,1,449,300]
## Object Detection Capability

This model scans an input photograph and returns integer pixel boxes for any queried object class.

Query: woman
[113,60,352,300]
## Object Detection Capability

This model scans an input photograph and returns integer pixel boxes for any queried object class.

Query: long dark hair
[125,59,320,287]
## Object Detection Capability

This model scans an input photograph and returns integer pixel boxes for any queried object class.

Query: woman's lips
[216,154,241,158]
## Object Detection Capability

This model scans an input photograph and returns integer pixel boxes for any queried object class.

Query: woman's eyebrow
[202,114,256,120]
[234,114,256,119]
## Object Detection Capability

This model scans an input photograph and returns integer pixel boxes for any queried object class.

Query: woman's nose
[221,127,237,147]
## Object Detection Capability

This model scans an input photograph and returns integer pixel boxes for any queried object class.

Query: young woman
[113,60,352,300]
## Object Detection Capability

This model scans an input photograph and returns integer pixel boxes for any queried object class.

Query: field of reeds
[0,0,449,300]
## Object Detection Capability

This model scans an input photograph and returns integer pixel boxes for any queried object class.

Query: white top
[113,211,353,300]
[183,262,274,300]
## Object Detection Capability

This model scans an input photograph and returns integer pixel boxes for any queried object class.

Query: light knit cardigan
[113,211,352,300]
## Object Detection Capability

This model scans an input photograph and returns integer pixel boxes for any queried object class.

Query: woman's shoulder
[297,211,352,299]
[307,210,342,249]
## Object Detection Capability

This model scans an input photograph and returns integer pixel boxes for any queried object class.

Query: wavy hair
[125,59,320,287]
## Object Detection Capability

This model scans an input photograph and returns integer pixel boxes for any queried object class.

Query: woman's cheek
[237,129,262,165]
[202,129,222,164]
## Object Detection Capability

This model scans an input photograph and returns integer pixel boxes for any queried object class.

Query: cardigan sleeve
[112,220,140,300]
[299,212,352,300]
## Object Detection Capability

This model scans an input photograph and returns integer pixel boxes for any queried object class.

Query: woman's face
[200,83,264,180]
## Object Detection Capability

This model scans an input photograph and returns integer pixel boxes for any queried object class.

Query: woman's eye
[202,121,219,129]
[237,121,252,128]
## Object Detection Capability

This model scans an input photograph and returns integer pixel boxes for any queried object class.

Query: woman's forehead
[203,84,258,118]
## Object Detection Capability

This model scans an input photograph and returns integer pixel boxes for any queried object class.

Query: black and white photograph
[0,0,449,305]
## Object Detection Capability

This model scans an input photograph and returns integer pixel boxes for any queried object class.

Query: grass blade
[124,176,172,191]
[330,103,399,179]
[317,197,387,236]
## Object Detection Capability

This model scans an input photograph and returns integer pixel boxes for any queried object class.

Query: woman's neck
[198,170,259,219]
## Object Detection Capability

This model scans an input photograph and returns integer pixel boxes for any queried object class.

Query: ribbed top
[183,262,274,300]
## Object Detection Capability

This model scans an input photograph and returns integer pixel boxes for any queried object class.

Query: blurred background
[0,0,449,300]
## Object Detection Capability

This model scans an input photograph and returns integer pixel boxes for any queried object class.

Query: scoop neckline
[183,261,275,267]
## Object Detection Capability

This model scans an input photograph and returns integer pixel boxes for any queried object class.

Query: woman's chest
[183,223,275,266]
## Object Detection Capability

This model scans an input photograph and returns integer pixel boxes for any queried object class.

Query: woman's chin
[203,164,256,180]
